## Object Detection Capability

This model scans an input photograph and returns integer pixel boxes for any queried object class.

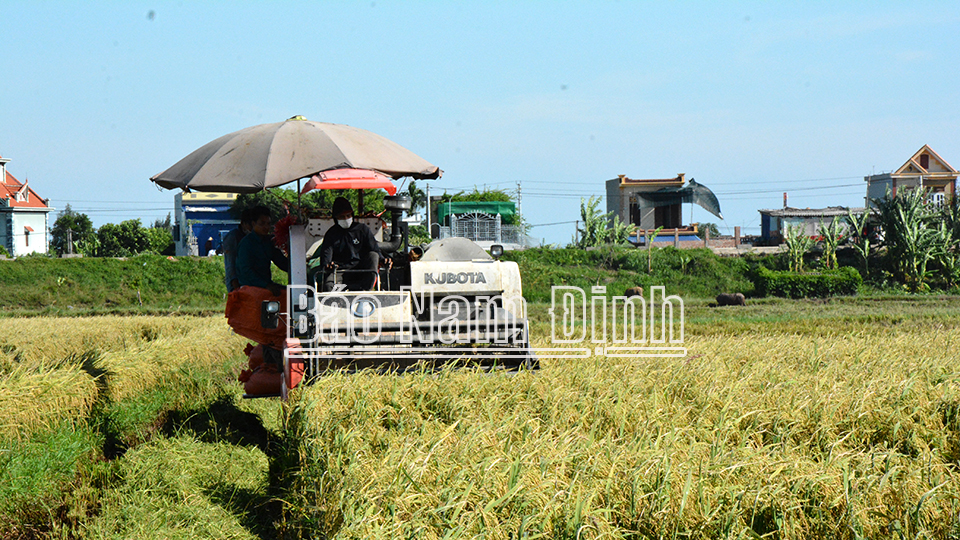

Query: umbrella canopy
[150,116,441,193]
[300,168,397,195]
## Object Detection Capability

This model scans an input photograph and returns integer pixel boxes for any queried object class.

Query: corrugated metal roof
[758,206,864,218]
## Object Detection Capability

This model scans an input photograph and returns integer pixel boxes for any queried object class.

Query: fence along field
[2,302,960,538]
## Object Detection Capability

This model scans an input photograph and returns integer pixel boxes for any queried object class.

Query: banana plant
[607,215,636,245]
[647,226,663,273]
[784,224,815,272]
[575,196,612,248]
[818,216,846,270]
[846,209,872,276]
[874,188,942,291]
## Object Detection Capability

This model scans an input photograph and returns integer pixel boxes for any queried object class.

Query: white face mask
[336,217,353,229]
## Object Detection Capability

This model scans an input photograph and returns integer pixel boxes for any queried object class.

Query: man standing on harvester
[315,196,382,291]
[237,206,289,296]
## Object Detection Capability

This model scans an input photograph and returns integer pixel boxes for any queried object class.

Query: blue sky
[2,1,958,245]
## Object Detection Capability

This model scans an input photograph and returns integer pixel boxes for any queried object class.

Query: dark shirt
[318,222,381,269]
[222,227,245,292]
[237,233,289,289]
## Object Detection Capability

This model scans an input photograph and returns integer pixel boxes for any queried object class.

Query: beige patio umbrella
[150,116,441,193]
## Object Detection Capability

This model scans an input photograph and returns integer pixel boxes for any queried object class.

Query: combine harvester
[275,179,535,398]
[151,117,536,398]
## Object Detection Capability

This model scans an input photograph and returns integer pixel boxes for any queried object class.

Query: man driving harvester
[314,196,382,291]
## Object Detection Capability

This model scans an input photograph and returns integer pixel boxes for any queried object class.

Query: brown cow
[624,286,644,298]
[716,292,746,306]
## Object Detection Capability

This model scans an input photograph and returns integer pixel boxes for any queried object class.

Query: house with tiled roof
[865,145,958,207]
[0,155,55,256]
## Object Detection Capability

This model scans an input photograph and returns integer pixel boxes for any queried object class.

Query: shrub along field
[0,254,229,315]
[0,247,756,317]
[503,247,755,302]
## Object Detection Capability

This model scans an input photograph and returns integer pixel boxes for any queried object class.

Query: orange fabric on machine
[225,286,287,349]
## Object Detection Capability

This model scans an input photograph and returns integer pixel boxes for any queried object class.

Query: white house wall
[3,211,50,256]
[0,215,10,255]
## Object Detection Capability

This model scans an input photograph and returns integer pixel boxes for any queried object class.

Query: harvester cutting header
[151,116,535,398]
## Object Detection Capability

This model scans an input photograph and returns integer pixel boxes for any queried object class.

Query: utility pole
[425,182,431,239]
[516,180,522,216]
[66,229,73,256]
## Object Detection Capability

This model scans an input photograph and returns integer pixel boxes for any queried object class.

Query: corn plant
[817,216,846,270]
[783,224,815,272]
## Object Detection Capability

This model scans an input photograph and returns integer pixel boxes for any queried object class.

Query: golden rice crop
[96,319,244,402]
[0,316,246,441]
[0,316,202,369]
[283,325,960,539]
[0,360,99,442]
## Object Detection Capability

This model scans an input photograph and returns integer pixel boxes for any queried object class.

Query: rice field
[2,298,960,539]
[0,316,243,443]
[279,304,960,539]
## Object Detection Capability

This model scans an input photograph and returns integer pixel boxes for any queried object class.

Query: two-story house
[865,145,957,206]
[605,173,723,241]
[0,156,55,256]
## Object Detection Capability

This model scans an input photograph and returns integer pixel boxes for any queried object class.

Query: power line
[529,220,579,228]
[717,183,863,195]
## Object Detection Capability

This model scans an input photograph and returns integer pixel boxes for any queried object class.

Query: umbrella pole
[297,179,302,211]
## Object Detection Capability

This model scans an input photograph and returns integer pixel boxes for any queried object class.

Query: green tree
[147,215,175,255]
[408,225,431,246]
[152,213,173,231]
[232,187,386,221]
[146,227,174,255]
[695,222,721,240]
[446,188,513,203]
[96,219,150,257]
[50,204,95,256]
[937,197,960,288]
[607,215,634,244]
[404,180,427,213]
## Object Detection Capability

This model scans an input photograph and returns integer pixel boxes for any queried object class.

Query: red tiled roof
[1,169,49,209]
